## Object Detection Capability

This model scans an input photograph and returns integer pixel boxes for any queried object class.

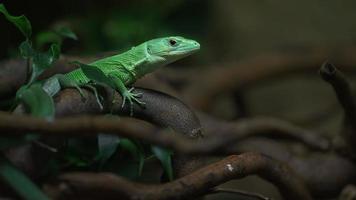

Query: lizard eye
[169,39,177,46]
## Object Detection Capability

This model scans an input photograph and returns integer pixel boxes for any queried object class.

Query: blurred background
[2,1,356,199]
[2,0,356,61]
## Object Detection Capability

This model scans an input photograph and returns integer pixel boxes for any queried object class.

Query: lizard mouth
[171,42,200,55]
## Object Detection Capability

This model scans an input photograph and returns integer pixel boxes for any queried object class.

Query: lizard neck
[132,42,168,79]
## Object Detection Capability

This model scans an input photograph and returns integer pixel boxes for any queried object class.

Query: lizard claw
[84,84,104,110]
[121,88,146,116]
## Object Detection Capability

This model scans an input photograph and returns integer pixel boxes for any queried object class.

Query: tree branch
[319,61,356,126]
[319,61,356,158]
[199,113,330,151]
[0,109,330,156]
[44,152,312,200]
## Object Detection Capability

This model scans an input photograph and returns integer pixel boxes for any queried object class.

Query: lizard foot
[84,84,104,110]
[74,85,87,101]
[122,87,146,116]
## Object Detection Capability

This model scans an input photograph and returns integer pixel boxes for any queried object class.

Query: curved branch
[53,87,202,138]
[44,152,312,200]
[319,61,356,158]
[10,87,204,179]
[319,61,356,126]
[231,138,356,197]
[0,109,330,156]
[199,113,330,150]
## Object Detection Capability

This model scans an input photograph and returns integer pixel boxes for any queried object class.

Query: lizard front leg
[57,75,104,109]
[109,75,145,115]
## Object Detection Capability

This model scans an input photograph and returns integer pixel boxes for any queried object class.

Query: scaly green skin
[42,36,200,113]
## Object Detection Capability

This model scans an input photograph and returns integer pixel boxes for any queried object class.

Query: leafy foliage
[16,83,55,119]
[152,146,173,181]
[36,26,78,49]
[0,4,59,199]
[0,156,49,200]
[25,43,60,85]
[54,26,78,40]
[0,4,32,38]
[120,138,145,176]
[96,134,121,167]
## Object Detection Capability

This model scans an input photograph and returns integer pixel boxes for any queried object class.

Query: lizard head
[146,36,200,63]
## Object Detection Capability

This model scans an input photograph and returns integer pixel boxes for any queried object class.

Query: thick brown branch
[52,88,202,138]
[44,152,312,200]
[319,61,356,158]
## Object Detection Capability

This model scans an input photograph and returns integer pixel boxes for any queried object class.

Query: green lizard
[41,36,200,113]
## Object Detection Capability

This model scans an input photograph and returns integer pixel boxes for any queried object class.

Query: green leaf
[0,135,39,150]
[64,154,89,167]
[63,138,98,168]
[96,134,120,167]
[0,4,32,38]
[152,146,173,181]
[16,83,55,119]
[19,40,35,58]
[0,156,49,200]
[54,26,78,40]
[120,139,145,176]
[35,31,61,49]
[36,27,77,49]
[28,43,60,85]
[72,61,116,88]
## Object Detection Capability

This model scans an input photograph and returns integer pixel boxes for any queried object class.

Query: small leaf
[50,43,60,59]
[152,146,173,181]
[120,139,145,175]
[0,156,50,200]
[35,31,61,49]
[64,154,89,167]
[96,134,120,167]
[0,4,32,38]
[72,61,116,88]
[17,83,55,120]
[63,138,98,168]
[19,40,35,58]
[54,26,78,40]
[28,43,60,84]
